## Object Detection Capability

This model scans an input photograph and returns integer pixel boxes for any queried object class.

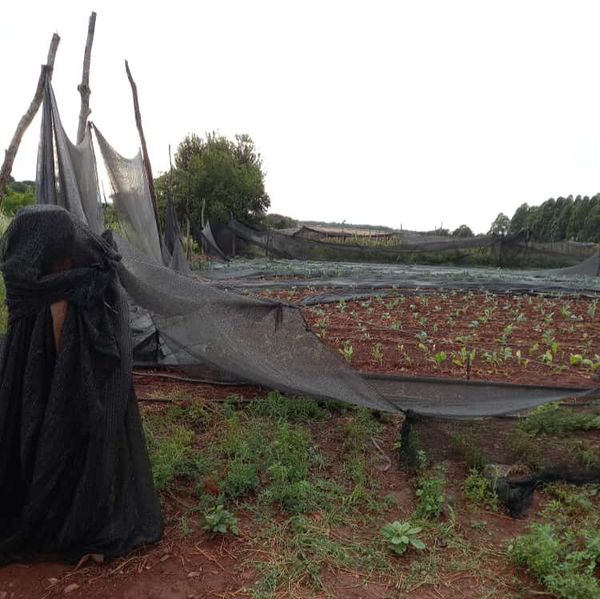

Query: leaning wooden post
[124,59,162,243]
[76,12,97,144]
[0,33,61,205]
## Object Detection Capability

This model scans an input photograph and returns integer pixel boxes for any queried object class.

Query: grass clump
[251,391,329,422]
[146,425,208,491]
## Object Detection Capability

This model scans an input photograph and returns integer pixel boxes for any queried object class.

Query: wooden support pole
[76,12,97,144]
[124,59,162,241]
[0,33,61,205]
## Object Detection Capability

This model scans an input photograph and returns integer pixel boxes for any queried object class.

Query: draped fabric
[0,206,162,562]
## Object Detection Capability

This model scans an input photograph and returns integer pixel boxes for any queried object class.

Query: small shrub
[381,521,426,556]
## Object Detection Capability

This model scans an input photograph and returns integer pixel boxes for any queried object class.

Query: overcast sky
[2,1,600,233]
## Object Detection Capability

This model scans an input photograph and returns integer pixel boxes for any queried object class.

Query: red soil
[298,290,600,388]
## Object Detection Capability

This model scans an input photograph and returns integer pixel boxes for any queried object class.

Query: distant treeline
[508,195,600,243]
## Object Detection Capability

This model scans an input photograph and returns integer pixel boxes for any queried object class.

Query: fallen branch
[0,33,60,205]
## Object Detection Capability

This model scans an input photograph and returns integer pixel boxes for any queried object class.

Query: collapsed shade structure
[0,206,162,561]
[34,79,394,414]
[30,78,597,418]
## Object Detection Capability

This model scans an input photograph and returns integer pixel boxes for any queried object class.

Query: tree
[155,132,270,234]
[2,180,35,215]
[488,213,510,236]
[451,224,474,238]
[509,203,532,234]
[263,213,298,229]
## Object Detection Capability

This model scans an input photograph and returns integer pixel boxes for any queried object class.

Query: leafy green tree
[509,203,532,234]
[488,213,511,236]
[451,224,474,238]
[155,132,270,233]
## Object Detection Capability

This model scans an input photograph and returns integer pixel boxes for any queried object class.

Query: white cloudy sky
[2,0,600,233]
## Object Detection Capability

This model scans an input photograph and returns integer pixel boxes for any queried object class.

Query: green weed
[381,521,426,556]
[415,470,446,520]
[520,403,600,436]
[463,469,499,511]
[202,504,239,535]
[509,523,600,599]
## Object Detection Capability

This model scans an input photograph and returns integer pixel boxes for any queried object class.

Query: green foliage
[451,224,474,238]
[250,392,329,422]
[520,403,600,437]
[202,504,239,535]
[488,212,511,236]
[509,524,600,599]
[339,340,354,363]
[415,471,446,520]
[262,213,298,230]
[371,342,384,366]
[381,521,426,556]
[155,132,270,232]
[2,180,35,216]
[463,469,499,511]
[508,194,600,242]
[221,459,259,498]
[146,425,206,490]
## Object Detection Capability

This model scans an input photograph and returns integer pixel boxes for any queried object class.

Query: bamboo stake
[124,59,162,243]
[76,12,97,144]
[0,33,61,205]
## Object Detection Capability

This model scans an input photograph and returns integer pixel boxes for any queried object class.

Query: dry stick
[0,33,60,205]
[124,59,163,246]
[132,369,248,386]
[76,12,97,144]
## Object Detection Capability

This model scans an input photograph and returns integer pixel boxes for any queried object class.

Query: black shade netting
[398,409,600,517]
[163,197,191,274]
[114,236,393,412]
[227,219,599,269]
[0,205,162,562]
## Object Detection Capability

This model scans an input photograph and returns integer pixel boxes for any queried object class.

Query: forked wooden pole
[0,33,61,205]
[125,59,162,241]
[76,12,97,144]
